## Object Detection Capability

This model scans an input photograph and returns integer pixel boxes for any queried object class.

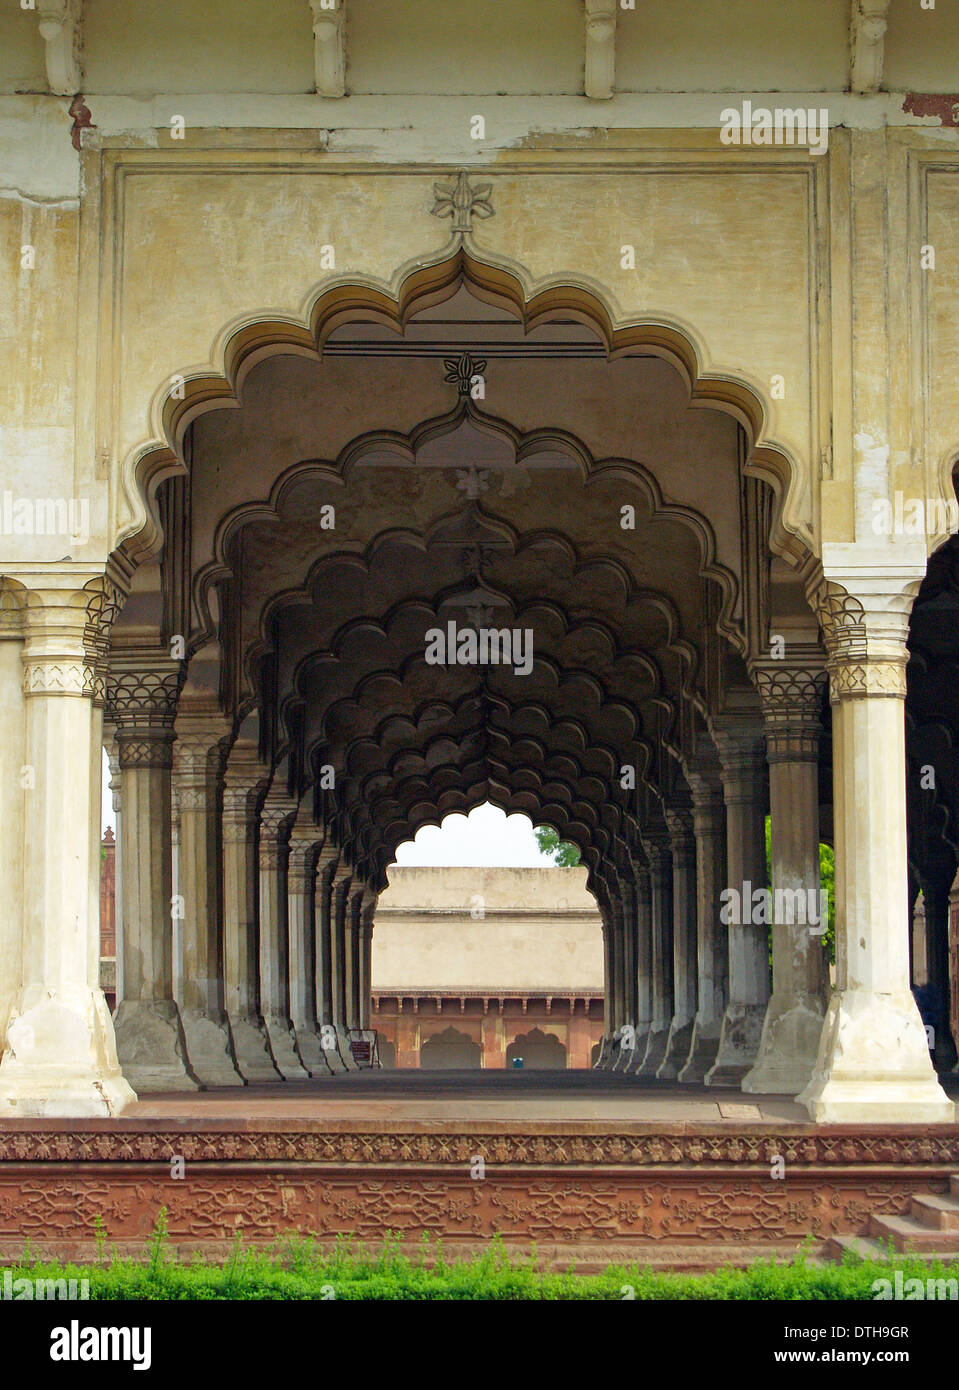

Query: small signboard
[350,1039,372,1062]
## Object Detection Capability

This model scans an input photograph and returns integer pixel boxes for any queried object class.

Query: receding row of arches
[66,256,956,1120]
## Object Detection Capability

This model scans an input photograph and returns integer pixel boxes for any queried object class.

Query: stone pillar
[568,1007,594,1070]
[678,768,728,1083]
[331,864,360,1068]
[743,666,829,1095]
[0,585,25,1055]
[797,565,953,1121]
[706,724,771,1086]
[258,796,309,1079]
[0,585,136,1115]
[357,888,376,1031]
[104,732,124,1004]
[395,1011,420,1068]
[108,658,196,1093]
[658,803,698,1078]
[286,827,329,1075]
[314,845,347,1071]
[346,885,364,1030]
[630,864,653,1068]
[481,1008,506,1068]
[611,875,636,1070]
[918,859,957,1072]
[221,740,278,1080]
[636,834,673,1077]
[173,705,242,1085]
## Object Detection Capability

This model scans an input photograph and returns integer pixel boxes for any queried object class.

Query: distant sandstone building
[371,866,605,1069]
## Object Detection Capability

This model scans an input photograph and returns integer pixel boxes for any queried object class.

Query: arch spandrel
[107,170,815,566]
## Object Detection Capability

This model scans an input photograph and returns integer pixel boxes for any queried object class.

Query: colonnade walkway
[123,1067,959,1123]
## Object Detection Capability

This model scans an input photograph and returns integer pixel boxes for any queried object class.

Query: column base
[704,1003,768,1088]
[797,989,956,1123]
[227,1015,282,1082]
[656,1016,695,1080]
[262,1016,310,1079]
[335,1025,362,1071]
[180,1010,245,1088]
[291,1025,334,1076]
[611,1027,647,1071]
[618,1029,650,1074]
[0,989,137,1118]
[591,1033,618,1069]
[741,991,824,1096]
[634,1025,670,1078]
[677,1016,723,1084]
[320,1031,349,1073]
[113,999,199,1093]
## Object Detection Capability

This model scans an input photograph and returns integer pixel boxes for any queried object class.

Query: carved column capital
[107,660,184,767]
[641,831,672,879]
[20,589,98,701]
[807,554,924,703]
[752,664,826,762]
[686,770,726,837]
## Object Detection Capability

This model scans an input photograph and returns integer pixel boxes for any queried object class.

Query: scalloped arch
[121,241,811,567]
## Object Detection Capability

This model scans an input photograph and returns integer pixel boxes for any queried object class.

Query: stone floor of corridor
[125,1067,959,1121]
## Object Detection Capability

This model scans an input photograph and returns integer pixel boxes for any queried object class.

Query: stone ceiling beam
[310,0,346,98]
[37,0,82,96]
[849,0,891,95]
[584,0,617,101]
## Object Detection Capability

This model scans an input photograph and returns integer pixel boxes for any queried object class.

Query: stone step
[825,1233,959,1265]
[910,1193,959,1231]
[825,1234,890,1263]
[868,1212,959,1254]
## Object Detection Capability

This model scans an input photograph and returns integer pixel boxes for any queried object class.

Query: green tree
[534,825,581,867]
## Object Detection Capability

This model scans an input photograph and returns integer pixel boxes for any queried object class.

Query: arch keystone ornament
[797,545,955,1124]
[430,171,494,237]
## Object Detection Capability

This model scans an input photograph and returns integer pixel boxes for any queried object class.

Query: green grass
[7,1216,958,1300]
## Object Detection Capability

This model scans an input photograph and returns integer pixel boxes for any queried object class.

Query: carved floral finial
[431,170,494,235]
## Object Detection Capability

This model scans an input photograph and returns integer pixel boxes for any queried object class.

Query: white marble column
[109,657,197,1093]
[173,703,242,1085]
[678,767,728,1083]
[0,584,135,1115]
[314,844,347,1071]
[358,887,377,1032]
[611,871,638,1070]
[221,739,278,1081]
[346,884,364,1031]
[743,667,829,1095]
[0,589,26,1059]
[630,863,654,1070]
[706,723,771,1086]
[658,803,698,1079]
[636,833,674,1077]
[104,732,124,1004]
[286,826,330,1074]
[797,561,953,1122]
[258,793,308,1079]
[331,863,360,1068]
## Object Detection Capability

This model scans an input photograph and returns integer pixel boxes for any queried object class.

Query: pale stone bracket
[37,0,82,96]
[310,0,346,98]
[430,171,494,236]
[849,0,891,95]
[585,0,617,101]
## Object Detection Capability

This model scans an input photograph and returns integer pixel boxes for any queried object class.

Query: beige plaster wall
[372,866,604,991]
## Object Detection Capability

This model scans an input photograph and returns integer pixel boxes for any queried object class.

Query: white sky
[102,753,554,867]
